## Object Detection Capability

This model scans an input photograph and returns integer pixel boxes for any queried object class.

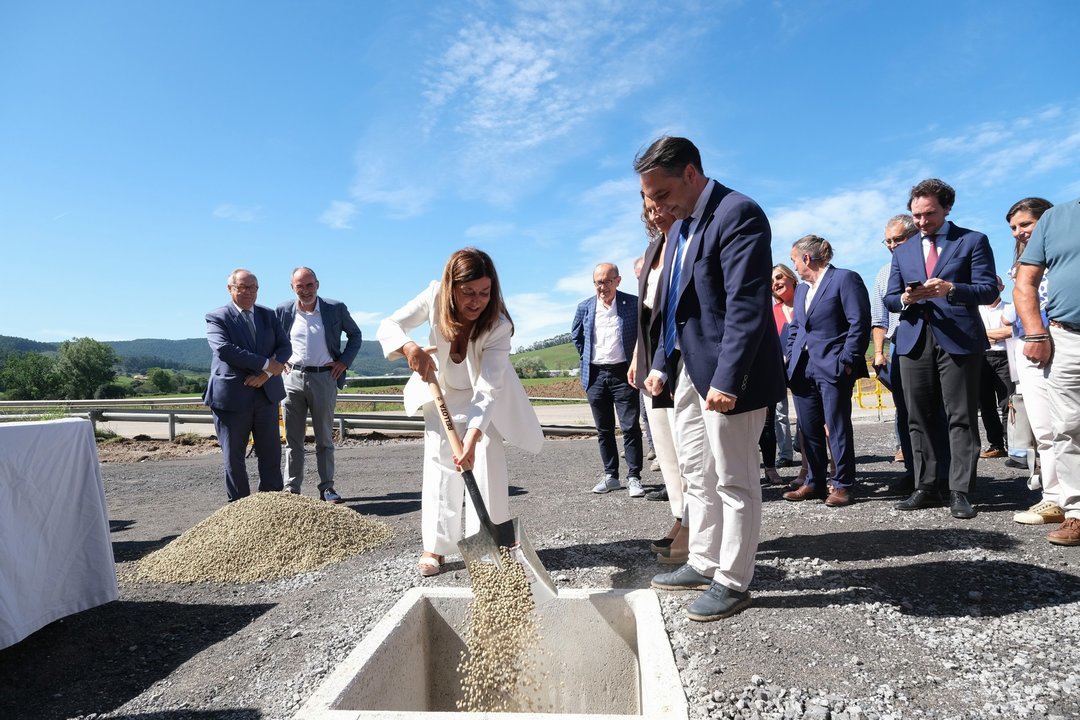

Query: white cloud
[770,189,894,268]
[212,203,261,222]
[319,200,357,230]
[505,291,578,348]
[349,310,383,326]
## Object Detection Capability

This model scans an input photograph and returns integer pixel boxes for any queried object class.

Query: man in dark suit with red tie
[637,136,785,621]
[884,179,998,519]
[205,268,292,502]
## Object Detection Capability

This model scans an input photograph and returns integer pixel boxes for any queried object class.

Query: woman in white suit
[377,247,543,576]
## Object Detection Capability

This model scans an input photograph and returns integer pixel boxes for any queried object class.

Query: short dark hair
[907,178,956,212]
[633,136,703,177]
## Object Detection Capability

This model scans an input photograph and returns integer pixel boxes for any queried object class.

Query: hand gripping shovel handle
[424,375,502,539]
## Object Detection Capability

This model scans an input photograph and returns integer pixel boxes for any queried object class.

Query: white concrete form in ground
[295,587,688,720]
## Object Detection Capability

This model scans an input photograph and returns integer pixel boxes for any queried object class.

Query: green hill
[510,342,579,372]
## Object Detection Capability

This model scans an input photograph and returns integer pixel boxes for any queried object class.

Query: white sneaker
[627,476,645,498]
[1013,500,1065,525]
[592,475,620,494]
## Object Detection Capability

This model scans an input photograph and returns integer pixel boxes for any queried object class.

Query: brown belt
[1050,320,1080,333]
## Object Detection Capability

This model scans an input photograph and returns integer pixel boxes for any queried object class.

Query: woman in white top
[629,195,689,565]
[377,247,543,576]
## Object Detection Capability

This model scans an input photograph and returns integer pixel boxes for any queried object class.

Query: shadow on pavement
[0,600,274,719]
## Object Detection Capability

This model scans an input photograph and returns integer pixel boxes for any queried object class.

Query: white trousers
[1047,326,1080,518]
[1016,355,1059,504]
[421,402,509,556]
[673,362,764,592]
[643,399,685,518]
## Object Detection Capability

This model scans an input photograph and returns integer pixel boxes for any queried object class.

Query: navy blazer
[571,289,638,390]
[784,267,871,382]
[883,222,997,356]
[276,297,363,389]
[204,303,291,411]
[650,181,785,413]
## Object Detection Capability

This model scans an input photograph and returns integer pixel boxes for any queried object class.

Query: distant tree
[94,382,128,399]
[515,332,572,354]
[147,367,177,394]
[0,352,61,400]
[513,356,547,379]
[55,337,119,399]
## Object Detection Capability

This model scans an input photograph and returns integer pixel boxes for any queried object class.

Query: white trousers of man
[1047,326,1080,519]
[421,400,508,557]
[672,361,764,592]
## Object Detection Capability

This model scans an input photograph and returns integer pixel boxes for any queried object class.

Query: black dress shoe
[645,487,668,501]
[895,489,939,511]
[950,491,977,519]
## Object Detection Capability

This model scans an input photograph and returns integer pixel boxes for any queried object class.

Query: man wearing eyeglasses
[205,268,292,502]
[572,263,643,497]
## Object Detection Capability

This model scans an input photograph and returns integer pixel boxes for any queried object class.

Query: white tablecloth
[0,418,119,650]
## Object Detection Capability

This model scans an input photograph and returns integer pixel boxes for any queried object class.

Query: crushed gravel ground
[2,418,1079,720]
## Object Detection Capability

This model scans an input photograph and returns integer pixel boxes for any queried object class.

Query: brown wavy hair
[436,247,512,341]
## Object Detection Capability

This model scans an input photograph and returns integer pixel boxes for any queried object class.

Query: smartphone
[906,280,922,290]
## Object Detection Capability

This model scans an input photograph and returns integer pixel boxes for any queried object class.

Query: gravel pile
[135,491,393,583]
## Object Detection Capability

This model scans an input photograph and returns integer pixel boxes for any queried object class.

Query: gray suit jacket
[276,297,363,389]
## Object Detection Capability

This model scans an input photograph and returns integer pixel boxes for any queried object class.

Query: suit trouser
[673,361,764,592]
[892,345,951,483]
[585,363,643,479]
[1047,326,1080,518]
[421,402,509,556]
[978,352,1014,449]
[789,353,858,489]
[899,326,981,494]
[1015,354,1059,504]
[212,393,283,501]
[282,368,338,494]
[643,399,685,519]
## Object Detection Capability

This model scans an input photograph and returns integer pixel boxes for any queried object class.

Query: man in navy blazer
[276,267,363,502]
[572,262,643,496]
[205,268,292,502]
[782,234,871,507]
[638,136,785,622]
[884,179,997,519]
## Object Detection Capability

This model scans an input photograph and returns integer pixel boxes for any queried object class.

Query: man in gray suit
[276,267,363,502]
[205,268,291,502]
[572,262,643,496]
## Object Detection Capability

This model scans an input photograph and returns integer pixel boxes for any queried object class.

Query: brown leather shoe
[894,448,904,463]
[979,446,1007,458]
[1047,518,1080,546]
[824,485,852,507]
[783,483,824,501]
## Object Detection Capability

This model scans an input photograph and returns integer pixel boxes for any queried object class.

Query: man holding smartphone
[883,179,998,519]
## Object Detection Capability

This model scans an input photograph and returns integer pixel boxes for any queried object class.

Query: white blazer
[377,281,544,454]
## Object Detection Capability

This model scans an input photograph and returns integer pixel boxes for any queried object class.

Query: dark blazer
[650,181,785,413]
[784,267,871,382]
[883,222,997,356]
[634,236,673,408]
[204,303,291,410]
[571,290,638,390]
[275,297,363,389]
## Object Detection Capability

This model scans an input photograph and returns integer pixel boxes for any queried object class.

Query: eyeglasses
[231,284,259,292]
[594,278,616,287]
[882,235,908,247]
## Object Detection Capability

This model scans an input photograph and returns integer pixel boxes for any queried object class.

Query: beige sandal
[417,552,443,577]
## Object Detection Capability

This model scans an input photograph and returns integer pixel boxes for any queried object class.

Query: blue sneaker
[687,581,752,621]
[650,564,712,591]
[321,488,343,503]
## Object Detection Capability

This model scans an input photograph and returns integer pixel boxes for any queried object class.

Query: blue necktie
[663,217,693,357]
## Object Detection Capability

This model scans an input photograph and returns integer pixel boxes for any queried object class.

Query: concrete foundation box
[296,587,688,719]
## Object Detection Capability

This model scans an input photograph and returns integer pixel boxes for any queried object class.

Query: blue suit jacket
[275,297,363,389]
[883,222,997,356]
[784,267,871,382]
[650,181,785,412]
[204,303,291,411]
[571,290,637,390]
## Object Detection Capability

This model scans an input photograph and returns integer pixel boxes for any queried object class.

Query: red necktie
[925,237,938,277]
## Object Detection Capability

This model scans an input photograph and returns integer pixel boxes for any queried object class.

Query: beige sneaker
[1013,500,1066,525]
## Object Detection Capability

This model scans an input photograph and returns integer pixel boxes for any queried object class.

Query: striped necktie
[663,217,693,357]
[242,309,256,341]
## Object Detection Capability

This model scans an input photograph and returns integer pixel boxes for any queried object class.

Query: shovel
[425,376,557,604]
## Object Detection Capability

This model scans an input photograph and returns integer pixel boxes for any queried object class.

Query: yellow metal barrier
[852,364,895,411]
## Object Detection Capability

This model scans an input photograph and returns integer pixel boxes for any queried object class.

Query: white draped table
[0,418,118,650]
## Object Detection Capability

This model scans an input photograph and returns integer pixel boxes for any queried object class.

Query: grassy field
[512,342,579,373]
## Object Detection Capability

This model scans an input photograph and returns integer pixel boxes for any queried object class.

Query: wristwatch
[946,285,956,303]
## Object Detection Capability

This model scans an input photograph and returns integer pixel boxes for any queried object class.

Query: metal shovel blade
[457,518,558,606]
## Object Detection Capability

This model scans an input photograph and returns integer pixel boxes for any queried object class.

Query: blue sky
[3,1,1079,351]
